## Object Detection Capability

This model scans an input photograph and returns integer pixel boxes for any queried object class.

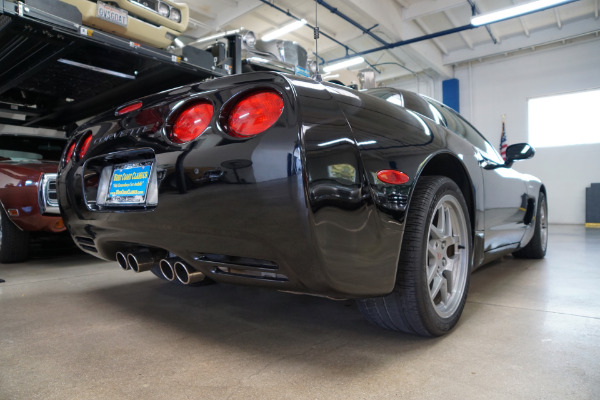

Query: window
[528,89,600,148]
[426,99,504,164]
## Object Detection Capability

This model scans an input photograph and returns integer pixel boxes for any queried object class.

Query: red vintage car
[0,134,67,262]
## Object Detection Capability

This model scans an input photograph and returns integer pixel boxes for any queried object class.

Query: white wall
[387,73,442,100]
[454,38,600,224]
[0,124,64,138]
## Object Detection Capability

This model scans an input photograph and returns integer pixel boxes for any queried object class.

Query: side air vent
[388,193,408,207]
[75,236,98,253]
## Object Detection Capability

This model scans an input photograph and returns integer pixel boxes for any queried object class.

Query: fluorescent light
[262,19,307,42]
[471,0,575,26]
[323,57,365,73]
[57,58,135,79]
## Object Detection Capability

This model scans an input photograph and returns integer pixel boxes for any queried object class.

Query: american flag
[500,115,507,161]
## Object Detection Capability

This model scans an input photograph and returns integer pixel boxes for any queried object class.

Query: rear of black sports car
[58,71,441,299]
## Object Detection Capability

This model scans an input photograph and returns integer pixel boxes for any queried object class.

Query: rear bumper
[58,73,404,298]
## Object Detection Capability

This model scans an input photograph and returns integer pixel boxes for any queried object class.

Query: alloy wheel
[426,195,470,319]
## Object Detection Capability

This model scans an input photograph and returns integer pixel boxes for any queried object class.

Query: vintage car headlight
[169,8,181,23]
[157,2,170,17]
[242,31,257,48]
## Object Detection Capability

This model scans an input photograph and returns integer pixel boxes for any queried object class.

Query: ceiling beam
[402,0,466,21]
[317,28,380,55]
[344,0,453,77]
[414,18,449,55]
[443,10,474,49]
[444,17,600,65]
[511,0,530,37]
[554,8,563,29]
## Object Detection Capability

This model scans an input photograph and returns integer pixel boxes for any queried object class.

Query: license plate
[97,1,128,27]
[106,162,152,205]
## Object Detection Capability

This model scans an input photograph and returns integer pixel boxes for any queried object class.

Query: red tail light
[170,102,214,144]
[78,133,93,160]
[117,101,142,115]
[377,170,409,185]
[227,91,284,138]
[64,141,76,164]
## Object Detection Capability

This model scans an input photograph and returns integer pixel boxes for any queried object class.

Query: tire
[513,191,548,259]
[357,176,472,337]
[0,206,30,263]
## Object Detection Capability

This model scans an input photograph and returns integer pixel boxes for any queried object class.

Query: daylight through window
[528,89,600,148]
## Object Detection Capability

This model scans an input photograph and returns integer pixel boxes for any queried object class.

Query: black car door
[430,103,528,250]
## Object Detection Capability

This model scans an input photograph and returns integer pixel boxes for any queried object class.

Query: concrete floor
[0,225,599,400]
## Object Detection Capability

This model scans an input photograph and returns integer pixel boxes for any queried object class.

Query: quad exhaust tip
[127,249,155,273]
[159,258,177,281]
[116,250,204,285]
[174,261,205,285]
[116,249,158,273]
[116,252,129,270]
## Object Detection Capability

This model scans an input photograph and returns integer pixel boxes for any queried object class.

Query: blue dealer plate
[107,163,152,204]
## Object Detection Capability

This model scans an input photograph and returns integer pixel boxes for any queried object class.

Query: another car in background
[59,0,190,49]
[0,134,67,263]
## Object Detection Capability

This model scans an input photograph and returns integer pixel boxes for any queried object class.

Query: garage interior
[1,0,599,399]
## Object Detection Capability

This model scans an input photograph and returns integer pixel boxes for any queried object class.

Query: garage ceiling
[182,0,599,83]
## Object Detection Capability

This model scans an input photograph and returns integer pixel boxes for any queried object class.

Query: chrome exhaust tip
[127,249,156,273]
[116,252,129,270]
[174,261,205,285]
[159,258,176,281]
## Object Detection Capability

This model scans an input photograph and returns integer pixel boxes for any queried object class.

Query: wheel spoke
[443,261,455,293]
[430,222,443,240]
[427,263,437,283]
[446,234,459,247]
[439,278,449,304]
[437,204,446,235]
[430,275,443,299]
[444,206,452,237]
[427,241,437,257]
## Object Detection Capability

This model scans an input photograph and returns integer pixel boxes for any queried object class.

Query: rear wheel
[357,176,472,336]
[0,207,30,263]
[513,191,548,259]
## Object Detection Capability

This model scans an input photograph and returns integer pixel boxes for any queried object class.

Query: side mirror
[505,143,535,167]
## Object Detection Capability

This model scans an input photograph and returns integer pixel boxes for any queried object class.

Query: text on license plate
[108,163,152,204]
[97,1,128,27]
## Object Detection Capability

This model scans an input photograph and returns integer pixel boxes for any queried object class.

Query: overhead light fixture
[323,57,365,73]
[471,0,577,26]
[262,19,307,42]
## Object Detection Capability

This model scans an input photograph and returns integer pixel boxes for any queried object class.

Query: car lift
[0,0,241,130]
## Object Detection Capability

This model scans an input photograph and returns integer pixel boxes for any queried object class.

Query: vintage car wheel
[357,176,472,336]
[513,192,548,259]
[0,207,30,263]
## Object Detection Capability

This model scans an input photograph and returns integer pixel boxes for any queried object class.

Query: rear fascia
[59,72,420,298]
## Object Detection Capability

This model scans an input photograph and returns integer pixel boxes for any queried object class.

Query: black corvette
[58,72,547,336]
